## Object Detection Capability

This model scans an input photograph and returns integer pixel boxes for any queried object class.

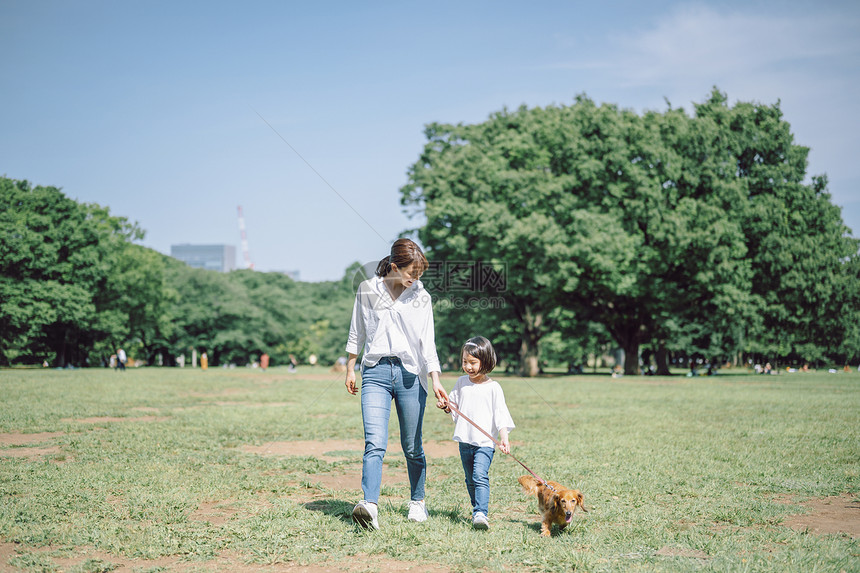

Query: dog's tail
[518,475,541,496]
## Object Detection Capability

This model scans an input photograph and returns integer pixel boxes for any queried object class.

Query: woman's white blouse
[346,276,441,391]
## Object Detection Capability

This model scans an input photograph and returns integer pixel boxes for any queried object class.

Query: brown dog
[519,475,586,537]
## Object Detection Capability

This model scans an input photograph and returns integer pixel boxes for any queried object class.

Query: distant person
[344,238,449,530]
[688,360,698,377]
[116,348,127,371]
[331,355,348,373]
[288,354,297,372]
[201,352,208,371]
[260,353,270,371]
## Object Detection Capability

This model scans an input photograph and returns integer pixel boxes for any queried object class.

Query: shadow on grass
[509,516,586,538]
[303,499,355,524]
[431,506,469,526]
[303,499,475,530]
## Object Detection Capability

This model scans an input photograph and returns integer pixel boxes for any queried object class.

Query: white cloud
[609,4,860,90]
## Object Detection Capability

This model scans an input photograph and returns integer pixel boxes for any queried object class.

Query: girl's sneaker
[352,500,379,530]
[472,512,489,530]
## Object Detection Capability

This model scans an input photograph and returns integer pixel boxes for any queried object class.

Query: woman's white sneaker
[472,512,489,530]
[407,500,429,522]
[352,500,379,530]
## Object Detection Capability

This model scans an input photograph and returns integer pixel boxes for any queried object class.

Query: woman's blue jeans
[360,357,427,503]
[459,442,495,516]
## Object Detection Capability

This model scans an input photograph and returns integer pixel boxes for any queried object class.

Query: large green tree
[164,262,355,367]
[402,91,858,375]
[97,244,178,364]
[695,92,860,365]
[401,114,567,375]
[403,97,747,375]
[0,178,143,366]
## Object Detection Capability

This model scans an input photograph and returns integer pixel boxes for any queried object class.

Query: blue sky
[2,0,858,281]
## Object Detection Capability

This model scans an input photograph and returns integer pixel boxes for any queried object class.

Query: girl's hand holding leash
[499,431,511,455]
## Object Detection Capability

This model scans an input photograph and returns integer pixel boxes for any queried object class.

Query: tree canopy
[1,179,143,366]
[401,89,859,375]
[3,88,858,373]
[0,177,356,368]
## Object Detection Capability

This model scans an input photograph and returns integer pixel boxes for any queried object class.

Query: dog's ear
[551,492,562,512]
[576,491,588,513]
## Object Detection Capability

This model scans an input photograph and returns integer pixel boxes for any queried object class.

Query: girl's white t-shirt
[449,375,515,448]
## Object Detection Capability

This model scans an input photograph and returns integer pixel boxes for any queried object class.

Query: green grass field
[1,366,858,572]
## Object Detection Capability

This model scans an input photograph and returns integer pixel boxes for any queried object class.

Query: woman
[345,238,449,530]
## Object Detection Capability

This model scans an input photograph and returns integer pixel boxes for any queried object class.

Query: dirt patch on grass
[0,431,66,446]
[242,439,363,462]
[0,432,71,462]
[243,439,460,497]
[189,500,243,525]
[781,493,860,538]
[301,470,406,492]
[241,439,459,462]
[0,445,64,460]
[656,546,709,559]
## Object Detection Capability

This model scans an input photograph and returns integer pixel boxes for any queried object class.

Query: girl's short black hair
[460,336,497,375]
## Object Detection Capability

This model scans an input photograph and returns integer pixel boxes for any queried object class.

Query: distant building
[170,244,236,272]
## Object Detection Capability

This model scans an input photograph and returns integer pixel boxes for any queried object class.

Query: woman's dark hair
[376,238,429,277]
[460,336,497,375]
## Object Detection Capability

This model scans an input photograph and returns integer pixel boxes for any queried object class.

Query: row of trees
[402,89,860,375]
[0,177,355,368]
[3,90,858,374]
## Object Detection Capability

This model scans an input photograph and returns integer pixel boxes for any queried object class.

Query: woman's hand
[345,369,357,395]
[430,372,448,410]
[345,354,358,395]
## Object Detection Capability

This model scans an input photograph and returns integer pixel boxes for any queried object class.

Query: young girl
[446,336,515,530]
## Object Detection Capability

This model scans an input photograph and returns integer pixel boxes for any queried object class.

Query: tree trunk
[516,303,543,377]
[55,333,67,368]
[609,318,644,375]
[520,340,539,377]
[655,340,671,375]
[623,345,639,375]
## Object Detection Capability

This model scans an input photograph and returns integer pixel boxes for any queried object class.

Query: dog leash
[446,401,557,493]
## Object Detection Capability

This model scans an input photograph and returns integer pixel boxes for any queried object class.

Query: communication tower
[237,205,254,270]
